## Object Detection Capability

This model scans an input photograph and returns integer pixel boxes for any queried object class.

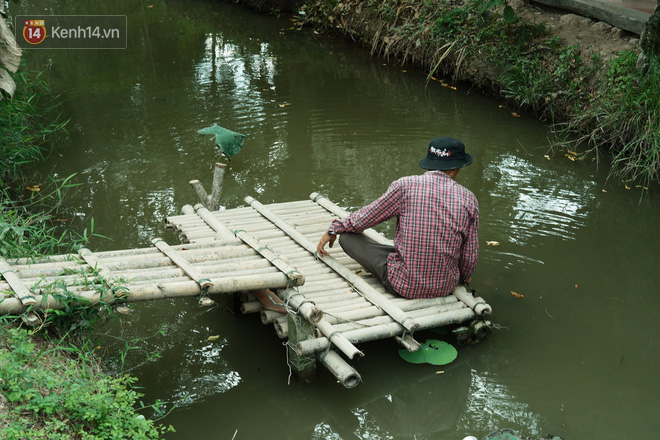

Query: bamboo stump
[286,312,317,383]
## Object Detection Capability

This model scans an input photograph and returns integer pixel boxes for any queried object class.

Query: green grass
[0,71,69,188]
[553,51,660,186]
[0,326,174,440]
[1,66,174,439]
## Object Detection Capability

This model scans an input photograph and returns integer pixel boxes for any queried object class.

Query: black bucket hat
[419,137,473,171]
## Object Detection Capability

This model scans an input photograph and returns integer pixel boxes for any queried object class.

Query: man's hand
[316,231,337,257]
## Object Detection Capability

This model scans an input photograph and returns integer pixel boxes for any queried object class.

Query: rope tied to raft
[323,330,344,357]
[283,290,305,314]
[196,278,212,288]
[285,270,301,288]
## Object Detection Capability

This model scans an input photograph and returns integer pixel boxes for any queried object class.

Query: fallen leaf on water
[207,335,220,342]
[486,241,500,246]
[510,290,525,299]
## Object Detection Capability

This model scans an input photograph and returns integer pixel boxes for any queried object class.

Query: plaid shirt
[329,171,479,298]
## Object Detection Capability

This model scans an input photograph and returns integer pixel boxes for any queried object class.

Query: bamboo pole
[321,295,459,322]
[194,205,305,288]
[245,194,419,332]
[1,256,283,294]
[0,272,298,315]
[275,320,288,339]
[208,162,226,210]
[453,284,492,316]
[296,307,476,356]
[77,247,129,298]
[240,301,265,314]
[10,238,242,266]
[180,204,195,215]
[260,309,285,324]
[189,179,210,208]
[330,301,468,333]
[279,288,323,324]
[318,349,361,389]
[151,238,213,289]
[0,257,37,306]
[280,288,363,359]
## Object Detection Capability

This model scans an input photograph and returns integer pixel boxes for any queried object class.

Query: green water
[9,0,660,439]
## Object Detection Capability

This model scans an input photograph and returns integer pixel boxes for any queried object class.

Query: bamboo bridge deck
[0,192,492,388]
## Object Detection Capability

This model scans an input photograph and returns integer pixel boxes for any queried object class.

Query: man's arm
[316,231,336,257]
[458,205,479,283]
[316,180,402,257]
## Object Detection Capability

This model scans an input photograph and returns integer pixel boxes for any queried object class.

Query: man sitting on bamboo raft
[316,137,479,299]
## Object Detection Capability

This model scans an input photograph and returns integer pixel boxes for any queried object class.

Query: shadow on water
[10,0,660,438]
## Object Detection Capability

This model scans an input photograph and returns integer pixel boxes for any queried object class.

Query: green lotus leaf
[398,339,457,365]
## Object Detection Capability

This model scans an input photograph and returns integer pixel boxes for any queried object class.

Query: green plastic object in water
[198,124,246,158]
[398,339,457,365]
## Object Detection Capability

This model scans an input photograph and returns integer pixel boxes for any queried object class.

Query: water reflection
[461,370,543,437]
[481,152,597,269]
[307,362,545,439]
[361,364,470,438]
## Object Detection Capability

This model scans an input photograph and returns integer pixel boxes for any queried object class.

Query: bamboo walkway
[0,190,492,388]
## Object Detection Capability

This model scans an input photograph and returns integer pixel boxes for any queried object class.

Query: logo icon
[23,20,46,44]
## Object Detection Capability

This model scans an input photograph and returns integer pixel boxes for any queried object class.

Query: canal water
[10,0,660,439]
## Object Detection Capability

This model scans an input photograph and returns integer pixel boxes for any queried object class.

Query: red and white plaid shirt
[329,171,479,298]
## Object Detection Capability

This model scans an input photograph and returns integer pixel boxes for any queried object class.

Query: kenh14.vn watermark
[16,15,127,49]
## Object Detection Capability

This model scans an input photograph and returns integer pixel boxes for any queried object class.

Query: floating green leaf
[398,339,457,365]
[199,123,246,158]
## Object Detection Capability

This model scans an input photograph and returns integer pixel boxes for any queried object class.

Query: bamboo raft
[0,183,492,387]
[164,192,493,388]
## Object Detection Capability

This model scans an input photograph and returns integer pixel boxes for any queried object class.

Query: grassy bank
[291,0,659,187]
[0,68,173,438]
